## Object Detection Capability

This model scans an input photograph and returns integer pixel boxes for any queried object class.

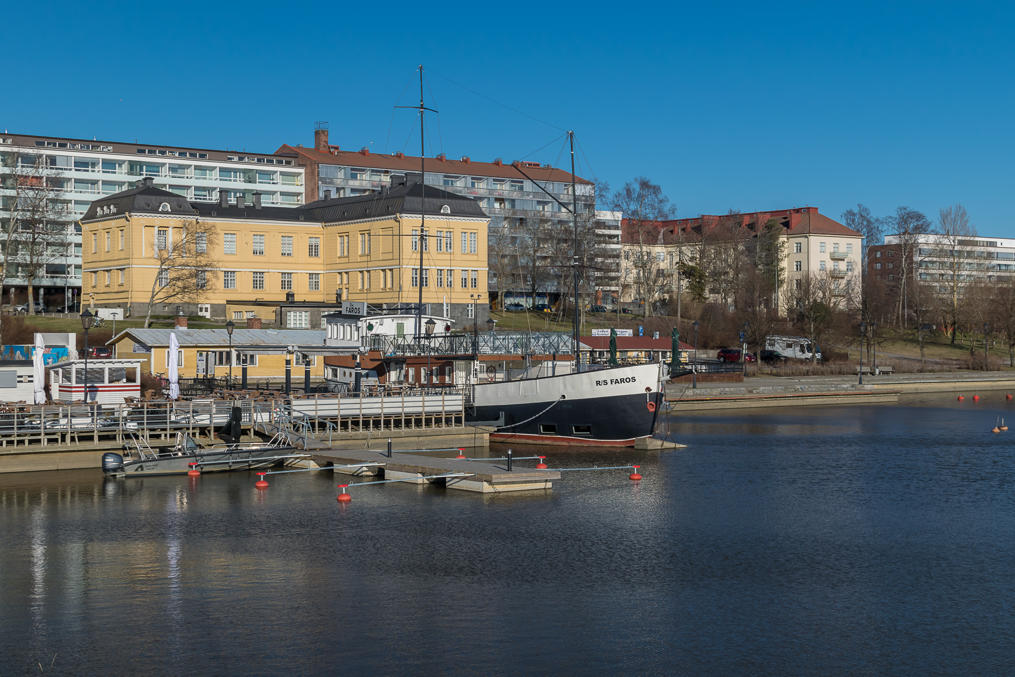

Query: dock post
[387,438,392,458]
[507,448,513,471]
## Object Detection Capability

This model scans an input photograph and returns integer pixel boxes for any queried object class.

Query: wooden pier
[312,448,559,494]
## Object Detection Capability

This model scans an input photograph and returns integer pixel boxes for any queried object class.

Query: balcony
[829,251,848,261]
[829,269,847,278]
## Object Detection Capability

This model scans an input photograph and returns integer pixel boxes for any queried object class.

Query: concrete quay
[665,371,1015,411]
[312,447,558,494]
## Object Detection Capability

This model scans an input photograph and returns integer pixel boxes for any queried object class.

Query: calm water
[4,393,1015,675]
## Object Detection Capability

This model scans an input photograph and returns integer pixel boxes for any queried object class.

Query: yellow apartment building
[80,176,490,328]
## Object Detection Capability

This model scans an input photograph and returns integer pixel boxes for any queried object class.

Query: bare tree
[610,178,674,317]
[0,151,67,324]
[887,206,932,328]
[143,219,217,327]
[841,203,884,266]
[698,211,749,311]
[487,221,517,310]
[992,277,1015,367]
[786,272,838,363]
[936,204,977,344]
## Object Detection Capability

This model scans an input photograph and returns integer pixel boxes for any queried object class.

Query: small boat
[102,432,307,477]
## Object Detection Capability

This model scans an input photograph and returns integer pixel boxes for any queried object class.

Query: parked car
[13,302,46,314]
[86,346,113,358]
[716,347,756,363]
[504,303,526,312]
[589,305,608,313]
[621,308,634,314]
[531,304,553,313]
[759,349,786,363]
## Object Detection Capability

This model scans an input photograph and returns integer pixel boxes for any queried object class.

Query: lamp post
[80,309,94,403]
[871,321,877,375]
[859,321,866,385]
[740,322,748,377]
[425,317,436,386]
[225,320,235,389]
[469,293,479,357]
[984,322,990,370]
[692,320,699,389]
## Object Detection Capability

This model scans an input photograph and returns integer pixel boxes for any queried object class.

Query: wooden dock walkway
[311,447,559,494]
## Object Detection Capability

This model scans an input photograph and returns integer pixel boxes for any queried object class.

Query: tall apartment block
[0,132,305,310]
[276,126,612,305]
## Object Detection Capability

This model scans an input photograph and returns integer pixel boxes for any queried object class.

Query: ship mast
[398,65,437,340]
[569,131,580,371]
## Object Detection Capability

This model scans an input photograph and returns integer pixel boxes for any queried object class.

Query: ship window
[572,424,592,436]
[539,424,558,435]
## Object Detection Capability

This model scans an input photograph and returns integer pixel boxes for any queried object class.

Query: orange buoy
[958,395,965,401]
[456,448,466,459]
[1007,394,1013,401]
[973,395,980,402]
[336,484,352,503]
[629,465,643,481]
[993,426,1001,433]
[254,471,269,489]
[187,462,200,477]
[536,456,548,469]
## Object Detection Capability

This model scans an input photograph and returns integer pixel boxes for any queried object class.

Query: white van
[763,335,822,361]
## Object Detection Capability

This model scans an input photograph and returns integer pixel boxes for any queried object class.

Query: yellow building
[80,176,489,328]
[108,325,333,380]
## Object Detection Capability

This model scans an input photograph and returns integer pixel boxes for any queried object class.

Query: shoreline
[664,371,1015,411]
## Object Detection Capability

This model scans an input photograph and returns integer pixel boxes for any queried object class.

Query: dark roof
[81,178,197,221]
[277,143,592,185]
[81,178,486,224]
[581,336,691,351]
[305,181,486,221]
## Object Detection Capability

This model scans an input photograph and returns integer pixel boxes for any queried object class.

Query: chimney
[323,189,333,199]
[436,153,446,162]
[219,190,228,207]
[235,194,245,208]
[286,291,295,303]
[174,315,188,329]
[390,174,407,188]
[461,156,470,163]
[493,158,503,166]
[359,147,370,155]
[314,125,329,152]
[252,191,262,209]
[246,317,262,329]
[140,176,154,188]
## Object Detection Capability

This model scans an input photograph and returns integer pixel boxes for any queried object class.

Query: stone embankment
[665,371,1015,411]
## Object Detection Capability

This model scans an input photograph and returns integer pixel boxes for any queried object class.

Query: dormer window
[441,205,451,215]
[158,202,171,212]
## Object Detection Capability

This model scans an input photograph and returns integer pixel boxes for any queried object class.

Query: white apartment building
[875,233,1015,293]
[0,132,305,310]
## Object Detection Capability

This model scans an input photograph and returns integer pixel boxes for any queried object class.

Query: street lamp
[425,317,436,386]
[871,321,877,375]
[984,322,990,370]
[80,309,94,403]
[859,321,866,385]
[225,320,235,388]
[740,321,749,377]
[692,320,699,389]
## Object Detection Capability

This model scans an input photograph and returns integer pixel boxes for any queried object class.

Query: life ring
[647,401,657,413]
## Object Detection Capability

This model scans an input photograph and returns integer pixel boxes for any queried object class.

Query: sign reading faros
[590,328,634,337]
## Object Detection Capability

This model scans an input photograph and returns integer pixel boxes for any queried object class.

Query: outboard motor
[102,452,124,474]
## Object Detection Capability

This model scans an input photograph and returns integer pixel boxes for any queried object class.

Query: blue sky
[5,1,1013,236]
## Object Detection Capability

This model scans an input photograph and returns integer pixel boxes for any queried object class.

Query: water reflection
[3,401,1015,673]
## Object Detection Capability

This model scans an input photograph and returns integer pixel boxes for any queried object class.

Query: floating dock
[311,448,559,494]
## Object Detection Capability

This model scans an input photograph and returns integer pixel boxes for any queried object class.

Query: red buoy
[536,455,548,470]
[254,471,269,489]
[958,395,965,401]
[456,448,466,459]
[336,484,352,503]
[629,465,643,481]
[973,395,980,402]
[1007,394,1012,401]
[187,462,200,477]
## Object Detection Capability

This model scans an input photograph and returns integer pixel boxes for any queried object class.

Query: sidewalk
[664,371,1015,410]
